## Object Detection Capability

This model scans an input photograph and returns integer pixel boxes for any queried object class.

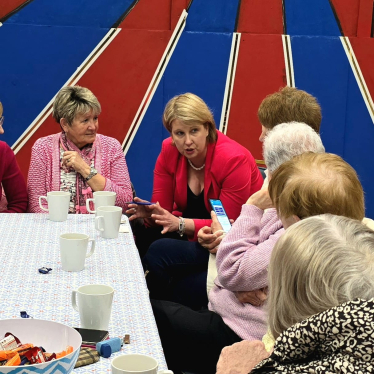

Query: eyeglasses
[0,117,3,127]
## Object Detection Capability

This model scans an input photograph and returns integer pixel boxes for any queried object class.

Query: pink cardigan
[27,133,132,213]
[208,204,284,340]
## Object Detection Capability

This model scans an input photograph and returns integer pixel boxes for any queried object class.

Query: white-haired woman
[0,101,28,212]
[28,86,132,213]
[217,215,374,373]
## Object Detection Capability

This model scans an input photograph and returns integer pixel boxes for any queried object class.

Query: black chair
[258,166,267,180]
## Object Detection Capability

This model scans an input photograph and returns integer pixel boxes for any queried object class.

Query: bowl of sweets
[0,319,82,373]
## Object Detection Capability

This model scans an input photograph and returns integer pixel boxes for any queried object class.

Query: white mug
[39,191,70,222]
[60,233,95,272]
[111,354,173,374]
[95,206,122,239]
[86,191,117,215]
[72,284,114,330]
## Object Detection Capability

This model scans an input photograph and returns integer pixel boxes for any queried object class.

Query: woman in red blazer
[128,93,262,306]
[129,93,262,241]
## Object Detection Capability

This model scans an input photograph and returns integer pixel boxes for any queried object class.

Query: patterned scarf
[252,298,374,373]
[60,132,95,213]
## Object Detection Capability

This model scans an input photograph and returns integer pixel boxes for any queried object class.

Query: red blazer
[152,131,263,240]
[0,141,28,213]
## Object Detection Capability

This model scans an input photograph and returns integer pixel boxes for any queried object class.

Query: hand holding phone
[209,199,232,233]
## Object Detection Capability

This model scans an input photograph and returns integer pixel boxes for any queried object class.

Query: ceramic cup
[60,233,95,272]
[72,284,114,330]
[86,191,117,215]
[39,191,70,222]
[111,354,173,374]
[95,206,122,239]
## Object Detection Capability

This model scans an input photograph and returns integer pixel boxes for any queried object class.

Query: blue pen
[125,201,156,205]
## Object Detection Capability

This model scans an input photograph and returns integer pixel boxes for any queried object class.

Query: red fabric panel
[357,0,373,37]
[350,37,374,102]
[120,0,171,30]
[330,0,360,36]
[16,29,171,179]
[171,0,189,30]
[0,0,27,19]
[237,0,283,34]
[226,34,286,161]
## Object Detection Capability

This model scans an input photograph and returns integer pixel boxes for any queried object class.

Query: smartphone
[74,328,109,346]
[209,199,232,233]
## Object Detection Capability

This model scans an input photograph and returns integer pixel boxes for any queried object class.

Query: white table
[0,213,167,373]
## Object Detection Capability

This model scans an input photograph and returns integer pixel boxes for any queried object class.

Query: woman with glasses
[0,102,28,212]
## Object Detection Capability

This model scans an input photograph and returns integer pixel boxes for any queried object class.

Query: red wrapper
[22,347,45,364]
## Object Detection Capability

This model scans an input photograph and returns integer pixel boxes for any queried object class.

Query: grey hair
[268,214,374,339]
[263,122,325,173]
[52,86,101,125]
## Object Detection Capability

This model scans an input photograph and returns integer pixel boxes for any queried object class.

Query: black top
[183,185,211,219]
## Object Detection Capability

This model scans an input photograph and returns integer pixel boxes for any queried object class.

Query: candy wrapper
[0,332,73,366]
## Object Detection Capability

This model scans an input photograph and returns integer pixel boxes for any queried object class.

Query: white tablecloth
[0,213,167,373]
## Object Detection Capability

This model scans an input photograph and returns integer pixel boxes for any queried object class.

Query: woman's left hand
[62,151,90,176]
[151,207,180,234]
[235,288,268,306]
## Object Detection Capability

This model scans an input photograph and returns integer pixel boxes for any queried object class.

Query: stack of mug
[39,191,172,373]
[39,190,121,329]
[39,190,123,270]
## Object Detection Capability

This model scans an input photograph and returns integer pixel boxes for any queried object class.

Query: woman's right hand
[216,340,270,374]
[126,197,161,221]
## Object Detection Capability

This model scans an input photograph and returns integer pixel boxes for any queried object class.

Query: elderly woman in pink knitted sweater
[27,86,132,213]
[151,122,325,374]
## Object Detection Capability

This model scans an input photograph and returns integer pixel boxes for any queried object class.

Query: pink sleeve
[27,140,49,213]
[1,145,28,213]
[102,140,133,212]
[151,144,175,213]
[216,204,283,291]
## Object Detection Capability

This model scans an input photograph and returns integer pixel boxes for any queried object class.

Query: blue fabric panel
[185,0,241,32]
[290,36,349,156]
[285,0,341,36]
[126,31,232,200]
[344,72,374,218]
[125,77,166,202]
[0,24,107,147]
[5,0,134,28]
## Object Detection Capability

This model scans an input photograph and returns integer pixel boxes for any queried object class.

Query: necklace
[188,159,205,171]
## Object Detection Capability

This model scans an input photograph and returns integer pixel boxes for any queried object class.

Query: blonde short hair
[258,86,322,133]
[268,215,374,339]
[163,93,217,143]
[269,152,365,221]
[52,86,101,125]
[0,102,3,116]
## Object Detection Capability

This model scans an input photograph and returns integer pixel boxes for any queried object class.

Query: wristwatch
[85,166,98,181]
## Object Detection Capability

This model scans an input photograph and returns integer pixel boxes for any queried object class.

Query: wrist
[246,199,263,210]
[80,164,91,179]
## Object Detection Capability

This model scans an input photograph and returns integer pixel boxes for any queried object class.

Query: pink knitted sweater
[27,133,132,213]
[208,204,284,340]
